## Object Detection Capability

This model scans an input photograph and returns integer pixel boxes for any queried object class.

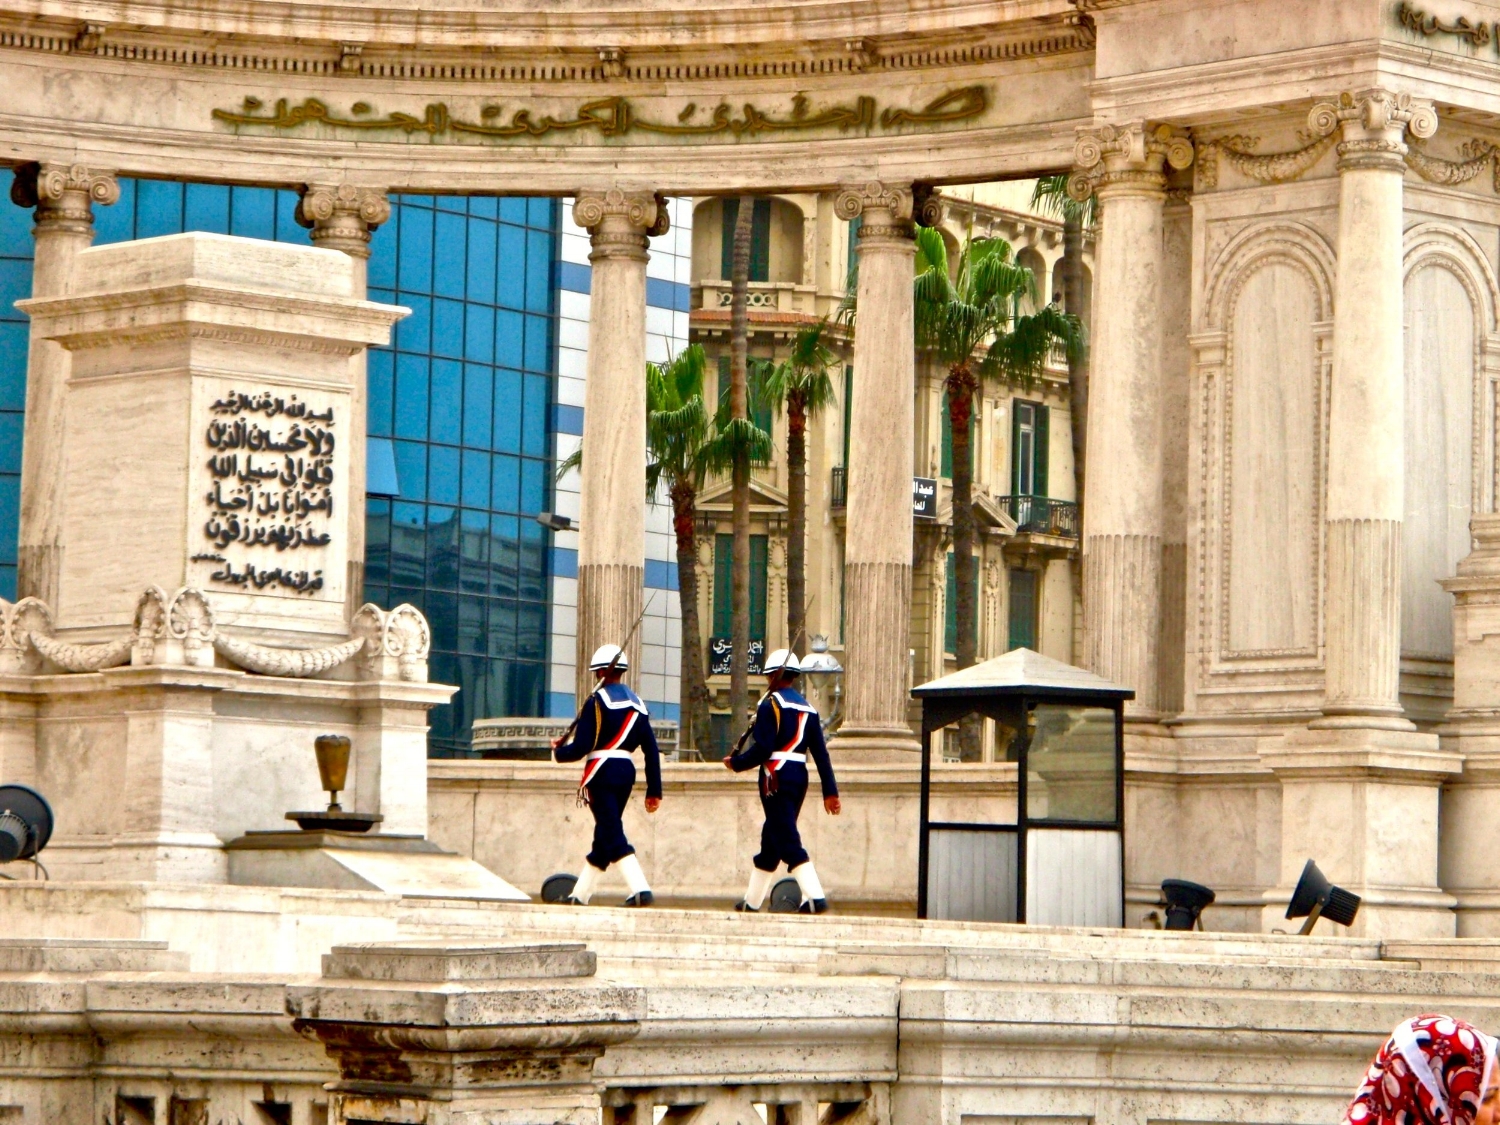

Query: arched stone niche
[1400,224,1499,665]
[1192,220,1335,698]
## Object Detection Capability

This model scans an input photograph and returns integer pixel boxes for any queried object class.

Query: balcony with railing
[1001,494,1078,539]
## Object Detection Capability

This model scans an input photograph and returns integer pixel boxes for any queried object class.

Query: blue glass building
[0,174,561,755]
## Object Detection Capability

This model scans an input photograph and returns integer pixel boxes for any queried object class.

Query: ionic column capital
[834,180,937,246]
[9,162,119,235]
[572,189,669,263]
[295,183,391,259]
[1069,122,1193,201]
[1309,88,1438,173]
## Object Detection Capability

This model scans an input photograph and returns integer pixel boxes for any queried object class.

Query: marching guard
[723,648,841,913]
[552,644,663,906]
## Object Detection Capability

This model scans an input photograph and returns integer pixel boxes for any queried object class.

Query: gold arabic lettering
[212,86,988,143]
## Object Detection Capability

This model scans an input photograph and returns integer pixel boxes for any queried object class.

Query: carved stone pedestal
[291,942,643,1125]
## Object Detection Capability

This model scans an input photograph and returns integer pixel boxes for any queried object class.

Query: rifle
[555,590,656,752]
[728,596,815,760]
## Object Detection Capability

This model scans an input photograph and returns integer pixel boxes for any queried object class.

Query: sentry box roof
[912,648,1135,704]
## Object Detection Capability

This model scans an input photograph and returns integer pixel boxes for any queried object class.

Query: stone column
[297,183,391,615]
[829,182,932,758]
[1267,90,1459,939]
[1070,124,1192,719]
[571,189,666,701]
[9,162,118,607]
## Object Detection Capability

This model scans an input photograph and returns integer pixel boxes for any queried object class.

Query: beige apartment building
[687,183,1095,757]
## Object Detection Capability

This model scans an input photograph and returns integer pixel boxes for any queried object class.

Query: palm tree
[726,196,754,726]
[757,319,838,656]
[915,227,1078,757]
[644,344,715,754]
[1029,175,1094,532]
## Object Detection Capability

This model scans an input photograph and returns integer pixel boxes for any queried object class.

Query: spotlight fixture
[1160,878,1216,931]
[535,512,574,533]
[541,872,578,904]
[0,783,53,873]
[768,877,801,914]
[1285,859,1361,935]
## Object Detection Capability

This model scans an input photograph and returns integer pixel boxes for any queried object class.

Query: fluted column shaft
[831,182,929,757]
[571,189,666,702]
[1314,90,1436,726]
[1072,124,1192,716]
[297,183,391,617]
[11,163,118,606]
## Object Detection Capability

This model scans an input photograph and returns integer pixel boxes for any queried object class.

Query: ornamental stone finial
[295,183,391,258]
[9,162,119,233]
[1068,121,1193,201]
[1309,88,1437,172]
[572,189,669,261]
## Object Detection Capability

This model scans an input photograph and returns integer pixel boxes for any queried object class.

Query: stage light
[1160,878,1215,931]
[0,784,53,871]
[1285,859,1361,934]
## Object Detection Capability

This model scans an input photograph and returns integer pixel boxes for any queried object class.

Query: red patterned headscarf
[1345,1015,1499,1125]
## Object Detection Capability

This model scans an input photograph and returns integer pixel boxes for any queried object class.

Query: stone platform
[4,880,1500,1123]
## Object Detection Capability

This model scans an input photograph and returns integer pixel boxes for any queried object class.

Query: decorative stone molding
[1069,121,1193,201]
[1404,138,1500,188]
[350,602,432,682]
[0,590,431,681]
[1195,132,1338,189]
[835,181,915,243]
[295,183,391,258]
[911,182,944,228]
[598,45,625,78]
[337,42,362,73]
[9,162,119,233]
[572,189,669,261]
[845,37,876,70]
[1309,89,1438,173]
[73,21,105,53]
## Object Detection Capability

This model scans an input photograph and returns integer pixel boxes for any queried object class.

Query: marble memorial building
[4,0,1500,934]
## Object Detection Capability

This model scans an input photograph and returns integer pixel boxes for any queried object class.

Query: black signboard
[710,637,765,676]
[913,476,937,519]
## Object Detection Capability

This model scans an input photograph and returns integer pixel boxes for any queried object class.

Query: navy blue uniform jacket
[729,687,838,797]
[554,682,663,800]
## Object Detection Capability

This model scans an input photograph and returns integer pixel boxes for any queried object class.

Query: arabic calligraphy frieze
[195,389,336,596]
[211,85,990,146]
[1398,1,1500,50]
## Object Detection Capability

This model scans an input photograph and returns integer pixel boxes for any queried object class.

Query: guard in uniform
[723,649,841,913]
[553,644,662,906]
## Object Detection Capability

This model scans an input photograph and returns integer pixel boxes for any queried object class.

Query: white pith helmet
[763,648,801,675]
[589,643,628,671]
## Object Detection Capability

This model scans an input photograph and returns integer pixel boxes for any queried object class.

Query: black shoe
[734,900,758,912]
[624,891,654,907]
[797,898,829,915]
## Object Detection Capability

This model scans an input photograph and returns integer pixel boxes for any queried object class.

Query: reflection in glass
[1025,704,1118,823]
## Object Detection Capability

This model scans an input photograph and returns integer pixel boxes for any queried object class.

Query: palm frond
[1030,174,1097,229]
[555,445,582,482]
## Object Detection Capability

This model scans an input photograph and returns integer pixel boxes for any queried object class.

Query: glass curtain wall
[0,173,560,756]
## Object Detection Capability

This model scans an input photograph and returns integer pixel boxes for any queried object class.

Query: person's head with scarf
[1345,1015,1500,1125]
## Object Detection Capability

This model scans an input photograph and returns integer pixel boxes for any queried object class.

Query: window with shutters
[721,198,771,282]
[718,355,773,459]
[1007,568,1038,650]
[1011,399,1049,497]
[713,533,769,642]
[945,551,979,657]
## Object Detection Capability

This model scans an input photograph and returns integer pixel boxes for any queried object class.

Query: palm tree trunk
[671,480,711,755]
[787,392,807,656]
[729,197,754,725]
[1061,211,1087,529]
[948,366,981,761]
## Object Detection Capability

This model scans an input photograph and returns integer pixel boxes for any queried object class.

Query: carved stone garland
[0,589,430,681]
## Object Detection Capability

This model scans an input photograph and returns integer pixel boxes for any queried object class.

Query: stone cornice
[0,3,1091,83]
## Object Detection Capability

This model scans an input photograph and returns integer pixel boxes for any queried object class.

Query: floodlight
[1160,878,1215,931]
[1285,859,1361,934]
[0,783,53,865]
[535,512,574,533]
[768,877,801,913]
[541,872,578,904]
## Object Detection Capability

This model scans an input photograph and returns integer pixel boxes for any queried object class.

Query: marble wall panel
[1227,262,1318,656]
[1403,263,1475,660]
